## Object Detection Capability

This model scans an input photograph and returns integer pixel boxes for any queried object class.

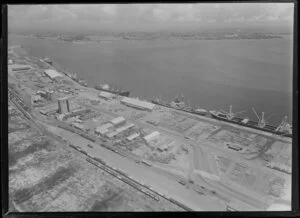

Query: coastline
[7,36,293,126]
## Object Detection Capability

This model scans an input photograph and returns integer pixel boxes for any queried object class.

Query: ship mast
[252,108,266,128]
[220,105,246,120]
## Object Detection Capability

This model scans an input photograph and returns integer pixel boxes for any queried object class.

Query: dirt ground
[8,103,182,212]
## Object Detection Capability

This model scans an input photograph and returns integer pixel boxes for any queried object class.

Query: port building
[9,64,31,72]
[115,123,135,133]
[44,69,63,80]
[121,97,155,111]
[126,132,140,141]
[63,108,88,119]
[143,131,160,143]
[57,96,72,114]
[106,131,119,139]
[98,91,115,100]
[95,123,114,136]
[110,116,126,128]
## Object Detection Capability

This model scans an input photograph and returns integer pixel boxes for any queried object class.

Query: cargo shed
[126,132,140,141]
[110,116,126,127]
[116,123,135,133]
[95,123,114,136]
[44,69,63,80]
[143,131,160,143]
[98,91,115,100]
[121,97,155,111]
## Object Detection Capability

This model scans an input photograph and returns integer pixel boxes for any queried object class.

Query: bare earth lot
[8,103,182,212]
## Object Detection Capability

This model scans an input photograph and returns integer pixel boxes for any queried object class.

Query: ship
[78,78,88,87]
[152,94,208,116]
[94,84,130,97]
[209,105,292,138]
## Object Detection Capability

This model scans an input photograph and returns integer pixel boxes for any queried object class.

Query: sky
[8,3,294,33]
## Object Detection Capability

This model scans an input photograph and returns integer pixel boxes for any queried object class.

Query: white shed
[110,116,126,126]
[143,131,160,142]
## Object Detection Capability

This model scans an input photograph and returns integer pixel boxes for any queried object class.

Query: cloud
[8,3,294,31]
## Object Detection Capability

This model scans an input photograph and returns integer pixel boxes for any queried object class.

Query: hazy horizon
[8,3,294,34]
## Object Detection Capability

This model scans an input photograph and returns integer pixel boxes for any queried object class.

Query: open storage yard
[8,102,182,212]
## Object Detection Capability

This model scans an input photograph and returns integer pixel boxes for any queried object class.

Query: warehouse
[126,132,140,141]
[10,64,31,72]
[115,123,135,133]
[143,131,160,143]
[44,69,63,80]
[95,123,114,136]
[98,91,115,100]
[106,131,119,138]
[121,97,155,111]
[64,108,88,119]
[110,116,126,127]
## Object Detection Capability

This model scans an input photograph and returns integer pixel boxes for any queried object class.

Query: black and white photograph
[5,3,295,212]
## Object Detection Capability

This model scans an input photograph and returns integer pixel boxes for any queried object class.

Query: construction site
[7,46,292,212]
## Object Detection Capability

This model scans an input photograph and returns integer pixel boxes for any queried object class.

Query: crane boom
[252,108,261,121]
[220,109,228,114]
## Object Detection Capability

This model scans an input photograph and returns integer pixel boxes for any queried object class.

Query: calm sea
[8,34,293,125]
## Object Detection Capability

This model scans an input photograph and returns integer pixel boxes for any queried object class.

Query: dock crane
[275,115,292,134]
[252,108,274,128]
[220,105,247,120]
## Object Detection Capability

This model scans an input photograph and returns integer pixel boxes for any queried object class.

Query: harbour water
[8,34,293,125]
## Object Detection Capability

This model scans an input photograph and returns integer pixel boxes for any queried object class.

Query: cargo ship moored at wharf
[209,106,292,138]
[94,84,130,97]
[152,95,292,138]
[152,94,208,116]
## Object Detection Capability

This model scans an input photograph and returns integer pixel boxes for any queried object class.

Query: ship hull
[152,100,207,116]
[95,87,130,97]
[210,112,292,138]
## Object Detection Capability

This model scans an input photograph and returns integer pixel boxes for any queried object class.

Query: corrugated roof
[111,116,126,125]
[126,132,140,141]
[44,69,62,79]
[95,123,114,132]
[99,91,115,99]
[121,97,155,110]
[9,64,31,71]
[116,123,134,133]
[144,131,160,141]
[106,131,118,138]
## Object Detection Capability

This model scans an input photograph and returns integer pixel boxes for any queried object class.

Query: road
[51,124,227,211]
[9,71,274,211]
[10,85,270,211]
[73,99,273,210]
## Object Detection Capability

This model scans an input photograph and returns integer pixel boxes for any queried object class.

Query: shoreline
[9,33,287,44]
[7,40,293,126]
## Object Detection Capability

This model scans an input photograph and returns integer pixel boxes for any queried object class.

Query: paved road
[11,85,268,211]
[9,76,274,211]
[74,100,273,210]
[54,126,227,211]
